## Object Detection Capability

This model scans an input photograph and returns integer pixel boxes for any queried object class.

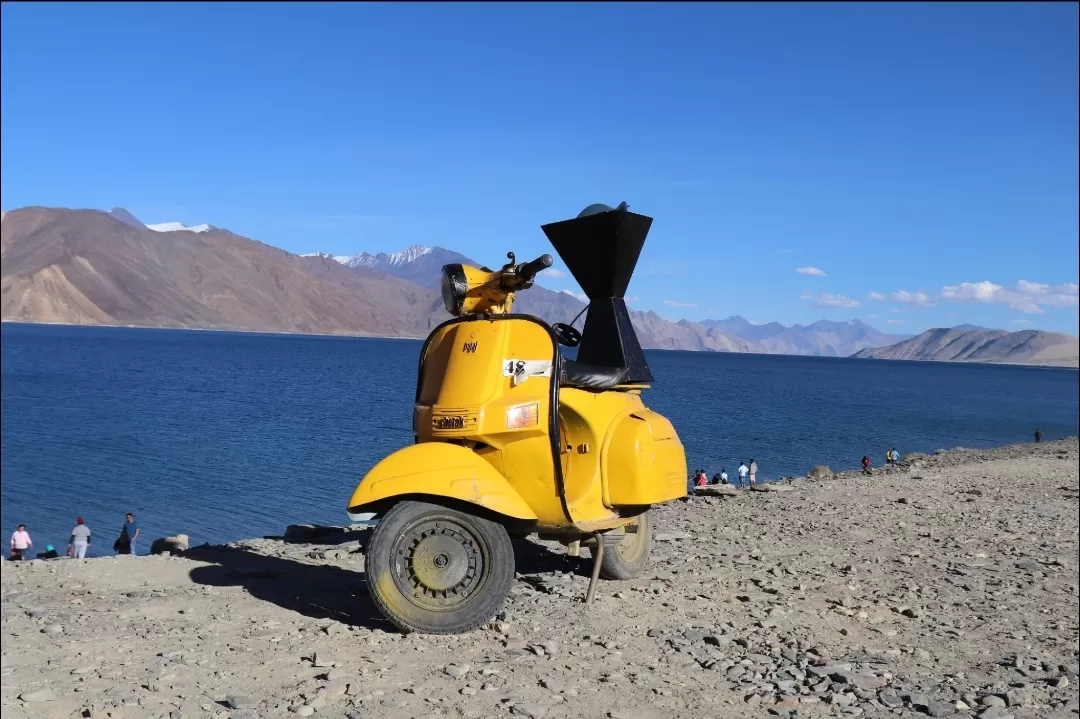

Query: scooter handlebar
[516,254,553,282]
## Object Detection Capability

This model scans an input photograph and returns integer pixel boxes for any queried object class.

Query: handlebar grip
[516,254,553,281]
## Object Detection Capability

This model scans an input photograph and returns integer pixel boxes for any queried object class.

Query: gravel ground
[2,439,1077,719]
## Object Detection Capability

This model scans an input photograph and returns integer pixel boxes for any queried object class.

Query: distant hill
[852,327,1079,368]
[0,205,935,358]
[0,207,438,337]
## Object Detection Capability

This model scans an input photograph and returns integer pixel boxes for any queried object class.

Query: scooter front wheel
[365,500,514,634]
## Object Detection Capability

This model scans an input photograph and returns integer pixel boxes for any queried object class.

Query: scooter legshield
[347,442,538,521]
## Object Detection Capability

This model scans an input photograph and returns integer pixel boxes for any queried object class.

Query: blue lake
[2,323,1076,556]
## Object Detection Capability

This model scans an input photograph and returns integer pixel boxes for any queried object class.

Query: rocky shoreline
[2,439,1078,719]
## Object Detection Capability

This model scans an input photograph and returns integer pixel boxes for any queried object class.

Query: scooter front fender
[348,443,538,521]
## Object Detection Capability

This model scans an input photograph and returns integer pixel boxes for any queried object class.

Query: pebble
[19,687,57,702]
[925,700,957,717]
[42,624,63,636]
[511,703,549,719]
[444,664,470,678]
[541,678,565,692]
[654,532,691,542]
[977,709,1014,719]
[226,695,255,709]
[980,695,1006,707]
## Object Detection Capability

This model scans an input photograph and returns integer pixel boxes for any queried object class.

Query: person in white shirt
[719,469,729,485]
[10,524,32,561]
[69,517,92,559]
[737,462,749,489]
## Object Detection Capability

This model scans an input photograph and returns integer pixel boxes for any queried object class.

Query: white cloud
[1010,319,1033,325]
[559,289,588,302]
[868,314,879,319]
[663,299,697,308]
[887,319,904,325]
[800,291,860,309]
[625,296,640,303]
[795,266,826,277]
[867,291,886,301]
[940,280,1078,314]
[544,268,567,279]
[890,290,935,307]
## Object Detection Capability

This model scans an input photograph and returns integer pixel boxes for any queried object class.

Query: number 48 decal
[502,359,553,385]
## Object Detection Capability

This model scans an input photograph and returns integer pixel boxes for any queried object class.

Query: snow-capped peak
[146,221,211,234]
[301,252,354,263]
[387,245,435,266]
[342,245,434,269]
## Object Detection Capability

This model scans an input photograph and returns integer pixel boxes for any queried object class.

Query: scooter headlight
[441,264,468,316]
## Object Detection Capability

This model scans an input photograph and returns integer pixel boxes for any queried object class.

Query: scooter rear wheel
[365,500,514,634]
[590,510,653,580]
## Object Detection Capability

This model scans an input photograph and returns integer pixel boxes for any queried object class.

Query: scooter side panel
[601,409,688,506]
[348,443,538,520]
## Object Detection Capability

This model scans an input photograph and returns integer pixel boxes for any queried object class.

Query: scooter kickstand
[584,537,604,605]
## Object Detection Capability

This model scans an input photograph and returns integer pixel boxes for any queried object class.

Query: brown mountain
[852,327,1079,368]
[1,207,438,337]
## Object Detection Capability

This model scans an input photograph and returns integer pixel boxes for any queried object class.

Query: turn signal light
[506,402,539,430]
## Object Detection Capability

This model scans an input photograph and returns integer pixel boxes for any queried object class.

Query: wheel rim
[389,517,487,612]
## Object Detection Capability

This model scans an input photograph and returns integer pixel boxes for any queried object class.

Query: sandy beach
[2,439,1077,719]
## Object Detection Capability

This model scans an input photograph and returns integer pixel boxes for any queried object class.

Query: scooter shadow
[184,537,584,631]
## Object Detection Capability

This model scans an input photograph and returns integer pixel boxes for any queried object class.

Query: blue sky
[2,2,1077,333]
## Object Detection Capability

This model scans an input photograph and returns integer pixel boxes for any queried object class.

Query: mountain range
[853,327,1079,367]
[0,205,988,360]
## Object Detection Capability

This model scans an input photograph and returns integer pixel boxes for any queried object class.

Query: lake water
[2,323,1077,556]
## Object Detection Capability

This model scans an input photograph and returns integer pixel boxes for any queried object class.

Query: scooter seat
[559,360,630,391]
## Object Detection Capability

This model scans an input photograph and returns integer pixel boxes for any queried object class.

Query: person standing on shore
[885,449,893,466]
[69,518,91,559]
[862,455,872,475]
[10,524,32,561]
[749,458,758,487]
[1035,429,1042,443]
[121,513,140,555]
[890,448,900,464]
[737,461,749,489]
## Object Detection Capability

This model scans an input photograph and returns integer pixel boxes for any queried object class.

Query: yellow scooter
[348,202,687,634]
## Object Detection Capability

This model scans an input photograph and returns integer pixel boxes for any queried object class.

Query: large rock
[693,484,738,497]
[750,483,795,493]
[150,534,189,555]
[284,524,347,542]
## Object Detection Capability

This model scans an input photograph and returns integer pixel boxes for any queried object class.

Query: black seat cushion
[560,359,629,390]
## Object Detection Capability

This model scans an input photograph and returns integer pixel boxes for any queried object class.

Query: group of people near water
[693,459,758,489]
[8,513,141,561]
[692,449,908,486]
[861,447,902,475]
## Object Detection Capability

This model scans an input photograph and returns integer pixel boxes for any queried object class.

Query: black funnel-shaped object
[541,202,654,383]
